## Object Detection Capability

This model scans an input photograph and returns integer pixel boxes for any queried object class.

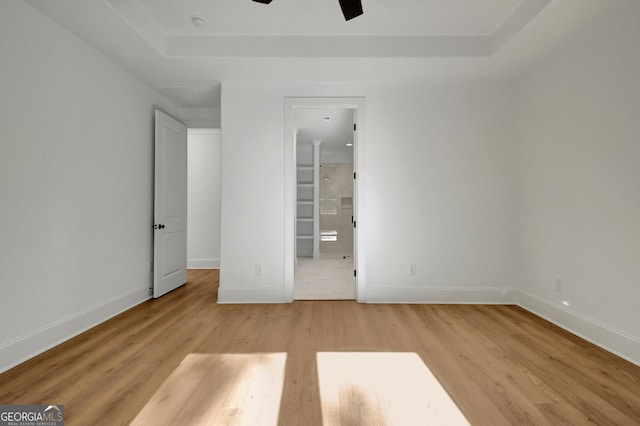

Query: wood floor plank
[278,302,322,426]
[508,333,638,425]
[535,402,598,426]
[332,301,364,351]
[1,270,639,425]
[475,306,640,416]
[444,380,512,426]
[448,305,564,405]
[415,305,554,425]
[311,301,337,352]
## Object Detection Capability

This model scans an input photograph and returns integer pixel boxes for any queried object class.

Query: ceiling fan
[252,0,364,21]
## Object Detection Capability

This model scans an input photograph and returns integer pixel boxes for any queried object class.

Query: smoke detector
[191,16,206,27]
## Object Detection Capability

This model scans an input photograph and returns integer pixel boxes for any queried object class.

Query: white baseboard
[0,287,151,374]
[187,258,220,269]
[517,290,640,366]
[217,286,287,304]
[4,281,637,374]
[364,286,516,304]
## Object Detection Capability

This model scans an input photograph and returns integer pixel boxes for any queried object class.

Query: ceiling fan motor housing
[339,0,364,21]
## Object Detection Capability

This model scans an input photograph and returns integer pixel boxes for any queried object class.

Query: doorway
[186,129,221,270]
[284,97,365,302]
[295,108,355,299]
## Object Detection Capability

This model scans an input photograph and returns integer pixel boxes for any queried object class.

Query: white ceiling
[26,0,620,109]
[296,108,354,154]
[136,0,524,36]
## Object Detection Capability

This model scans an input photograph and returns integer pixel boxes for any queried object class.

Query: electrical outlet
[255,264,263,276]
[555,279,563,292]
[409,264,417,276]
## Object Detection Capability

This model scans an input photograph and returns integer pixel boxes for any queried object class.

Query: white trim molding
[517,290,640,366]
[0,287,151,374]
[284,97,366,304]
[187,258,220,269]
[365,286,516,304]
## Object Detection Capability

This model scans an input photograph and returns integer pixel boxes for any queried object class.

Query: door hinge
[353,172,356,179]
[353,123,357,131]
[353,221,356,228]
[354,269,357,277]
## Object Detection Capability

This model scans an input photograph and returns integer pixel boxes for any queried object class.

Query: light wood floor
[1,270,639,425]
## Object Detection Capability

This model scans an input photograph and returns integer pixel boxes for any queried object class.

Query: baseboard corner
[516,289,640,367]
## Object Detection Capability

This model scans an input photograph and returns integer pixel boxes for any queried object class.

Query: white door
[154,110,187,298]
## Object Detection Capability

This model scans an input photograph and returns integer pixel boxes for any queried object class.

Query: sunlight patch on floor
[131,353,286,426]
[316,352,470,425]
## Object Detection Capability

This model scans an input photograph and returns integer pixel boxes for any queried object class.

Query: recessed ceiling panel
[135,0,525,36]
[25,0,618,109]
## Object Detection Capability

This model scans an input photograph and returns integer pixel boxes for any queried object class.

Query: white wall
[514,0,640,364]
[295,141,354,165]
[220,81,518,303]
[187,129,221,268]
[0,1,181,373]
[183,107,221,129]
[296,139,313,165]
[320,148,353,164]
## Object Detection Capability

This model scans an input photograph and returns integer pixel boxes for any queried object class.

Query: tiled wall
[319,163,354,255]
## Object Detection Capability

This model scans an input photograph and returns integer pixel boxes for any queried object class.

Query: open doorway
[294,108,356,300]
[284,97,365,302]
[186,129,221,271]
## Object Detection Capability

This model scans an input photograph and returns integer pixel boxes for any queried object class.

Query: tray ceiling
[25,0,619,108]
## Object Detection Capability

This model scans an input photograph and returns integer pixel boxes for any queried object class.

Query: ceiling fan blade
[251,0,363,21]
[339,0,363,21]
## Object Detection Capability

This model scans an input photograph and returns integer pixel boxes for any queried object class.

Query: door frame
[284,97,366,302]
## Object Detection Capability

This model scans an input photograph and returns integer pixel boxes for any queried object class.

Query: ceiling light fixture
[191,16,207,27]
[252,0,363,21]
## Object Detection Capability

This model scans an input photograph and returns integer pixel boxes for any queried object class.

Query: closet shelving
[296,164,316,254]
